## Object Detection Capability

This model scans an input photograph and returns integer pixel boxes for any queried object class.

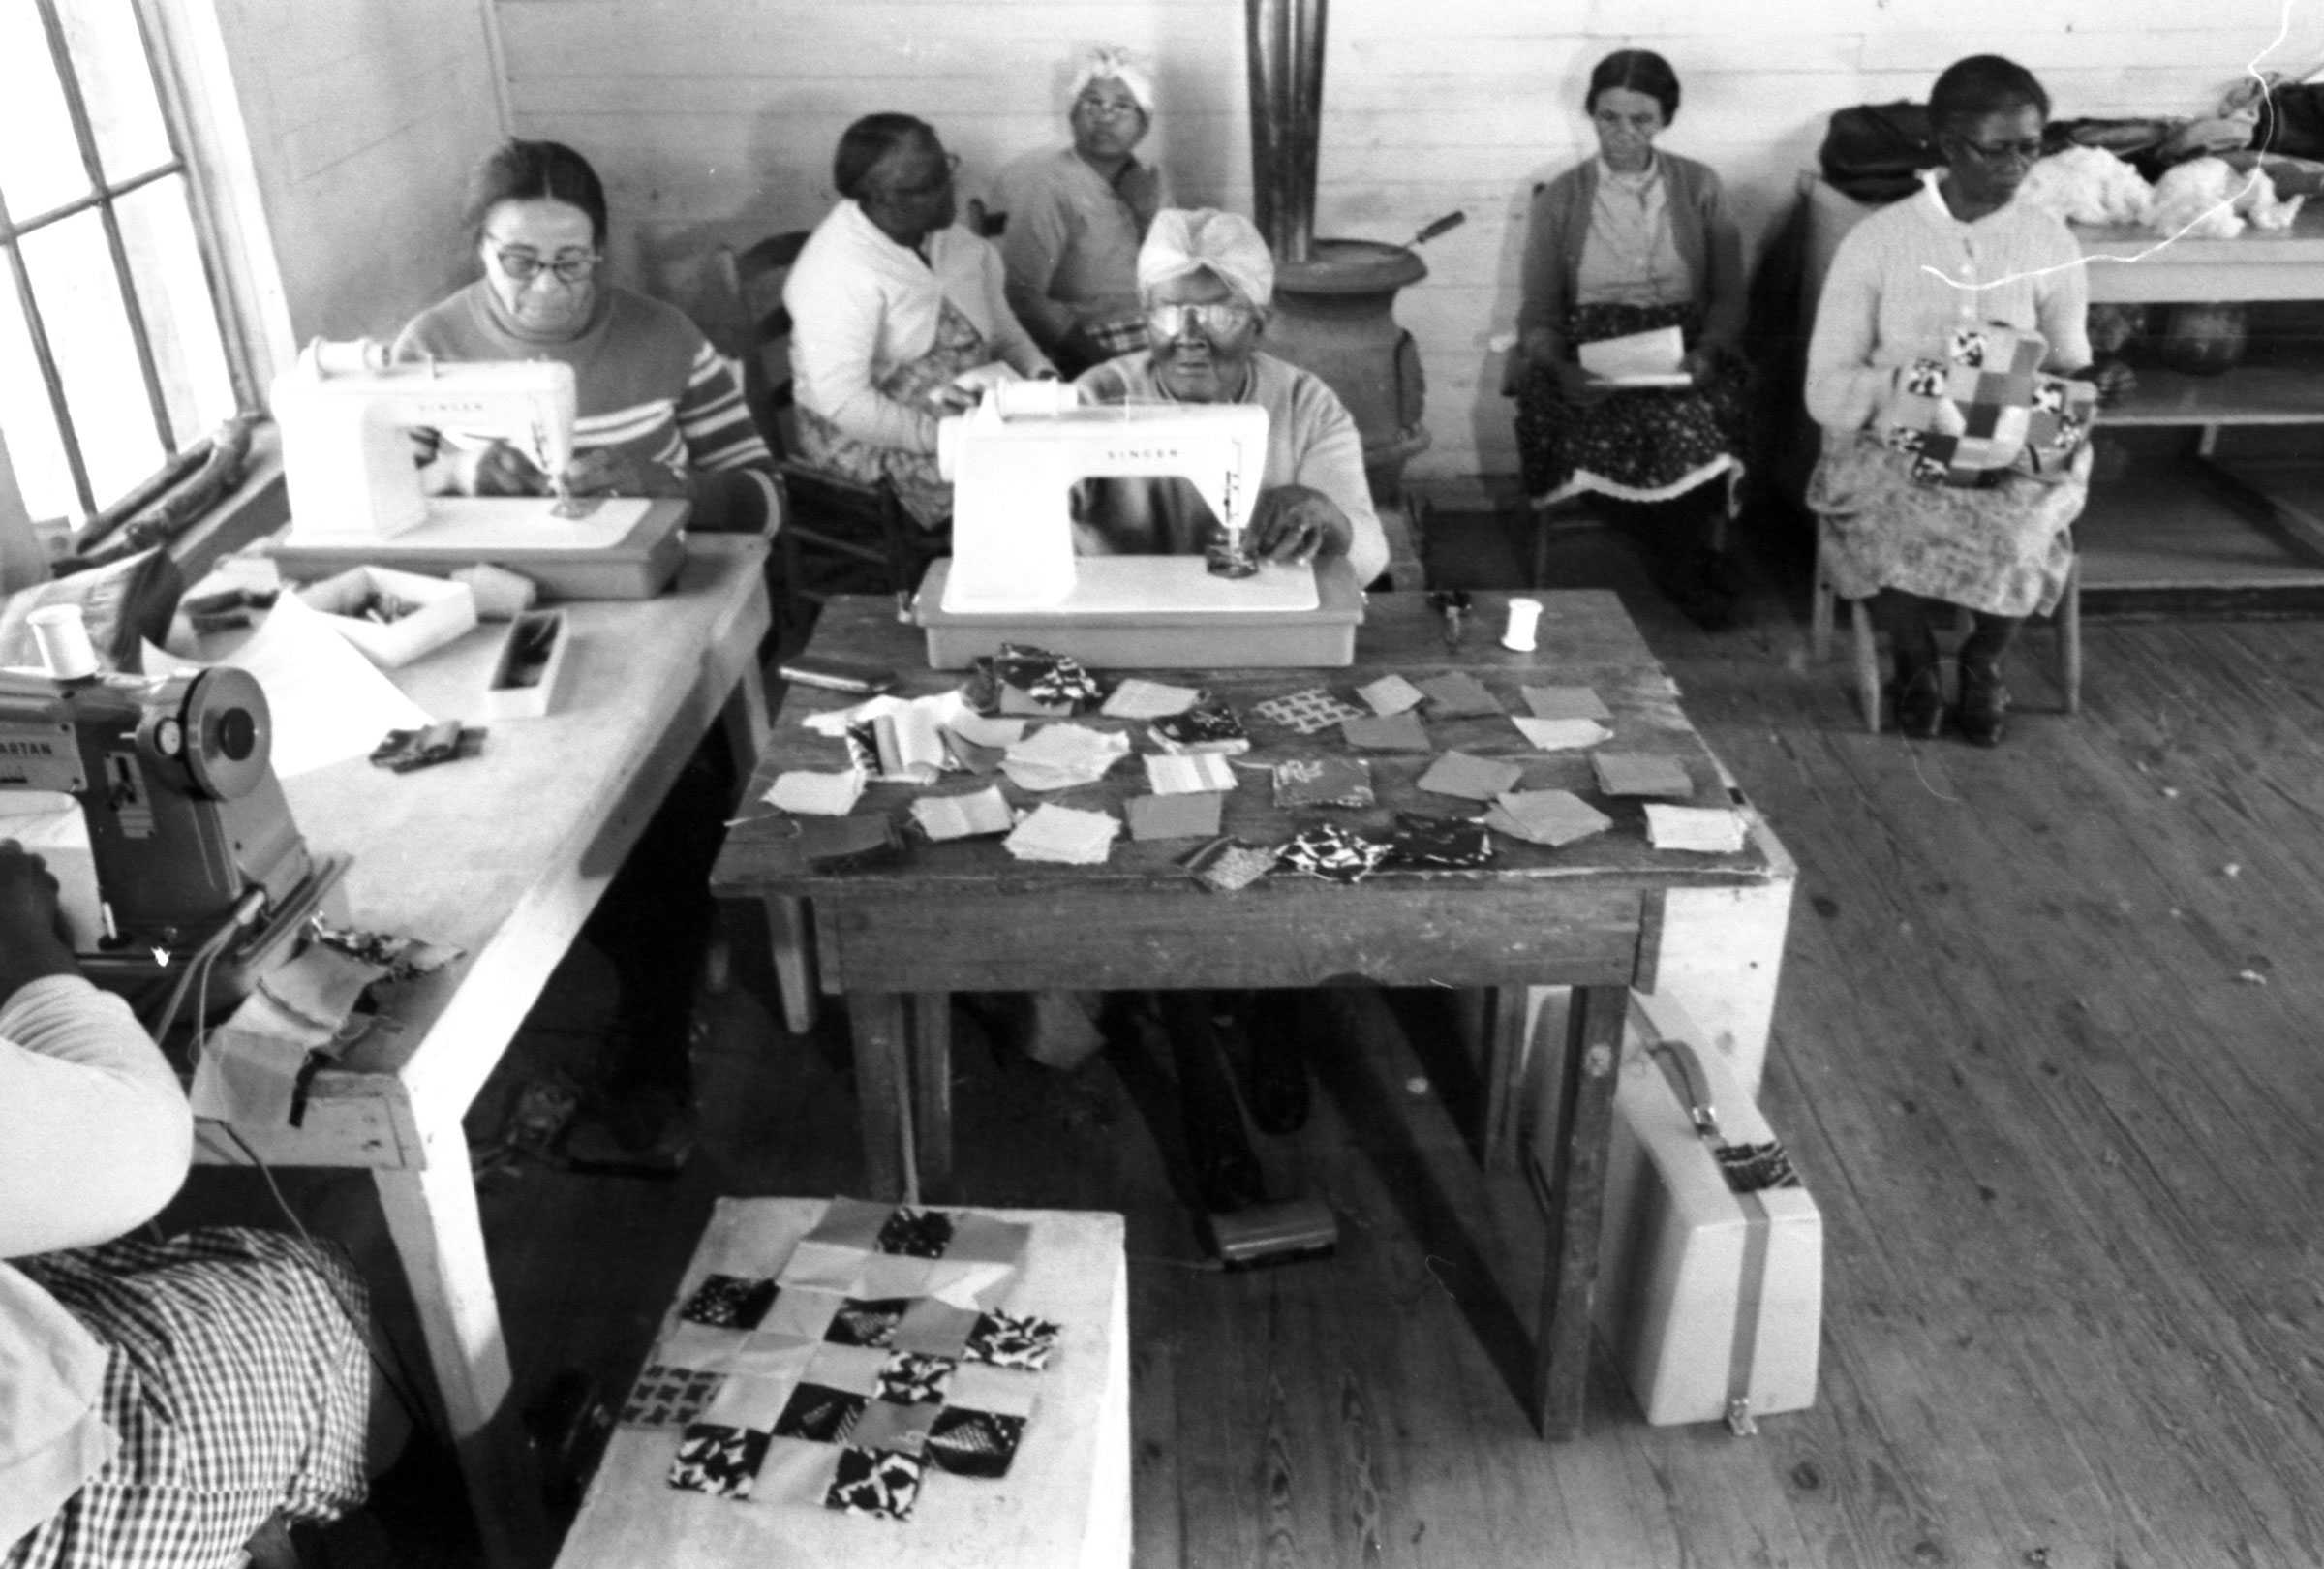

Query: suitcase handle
[1646,1038,1721,1142]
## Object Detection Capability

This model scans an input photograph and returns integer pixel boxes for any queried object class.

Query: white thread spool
[28,604,99,679]
[1502,597,1543,653]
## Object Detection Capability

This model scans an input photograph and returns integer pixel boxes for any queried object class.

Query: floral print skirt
[1514,301,1745,512]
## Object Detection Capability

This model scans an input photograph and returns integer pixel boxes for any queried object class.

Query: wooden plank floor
[228,510,2324,1568]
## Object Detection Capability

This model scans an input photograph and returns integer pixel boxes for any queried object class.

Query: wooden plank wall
[492,0,2315,478]
[211,0,506,346]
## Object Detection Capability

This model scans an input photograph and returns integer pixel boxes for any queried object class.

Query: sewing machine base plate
[273,499,688,600]
[913,557,1362,668]
[83,853,352,1028]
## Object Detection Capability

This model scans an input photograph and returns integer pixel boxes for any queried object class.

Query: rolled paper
[28,603,99,679]
[1502,597,1543,653]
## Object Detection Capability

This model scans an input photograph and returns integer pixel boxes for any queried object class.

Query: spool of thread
[28,604,99,679]
[1502,597,1543,653]
[452,563,538,621]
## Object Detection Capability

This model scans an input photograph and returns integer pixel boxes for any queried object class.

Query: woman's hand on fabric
[561,449,691,499]
[446,439,549,497]
[1246,485,1352,566]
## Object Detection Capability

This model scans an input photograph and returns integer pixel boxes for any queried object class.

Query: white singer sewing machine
[268,338,687,599]
[913,384,1362,668]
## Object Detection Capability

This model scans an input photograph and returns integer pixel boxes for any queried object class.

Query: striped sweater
[393,281,777,523]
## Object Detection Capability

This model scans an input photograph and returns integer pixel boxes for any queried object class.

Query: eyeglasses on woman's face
[1147,301,1255,339]
[1956,135,2045,166]
[881,151,962,202]
[487,243,601,286]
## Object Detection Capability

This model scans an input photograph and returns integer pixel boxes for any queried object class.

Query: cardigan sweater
[1514,150,1747,362]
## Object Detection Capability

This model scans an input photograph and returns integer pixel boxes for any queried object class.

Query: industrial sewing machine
[0,663,346,1016]
[913,383,1362,668]
[269,338,686,599]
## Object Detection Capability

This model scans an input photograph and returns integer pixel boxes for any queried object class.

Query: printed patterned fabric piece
[1383,813,1494,869]
[1485,789,1612,848]
[1272,756,1375,809]
[1278,824,1391,885]
[1126,790,1225,843]
[1592,752,1693,799]
[966,1309,1063,1370]
[1417,751,1526,802]
[892,1296,985,1358]
[875,1351,960,1406]
[667,1423,771,1499]
[995,644,1102,710]
[1146,752,1237,794]
[1357,673,1427,715]
[875,1208,957,1258]
[1417,671,1504,717]
[1102,677,1204,719]
[827,1445,927,1521]
[1881,323,2096,487]
[679,1274,779,1330]
[926,1407,1028,1479]
[1149,702,1250,754]
[620,1364,725,1429]
[827,1297,914,1348]
[1252,687,1367,735]
[1521,685,1612,722]
[1715,1140,1804,1193]
[1181,836,1279,893]
[1341,712,1432,753]
[773,1382,869,1443]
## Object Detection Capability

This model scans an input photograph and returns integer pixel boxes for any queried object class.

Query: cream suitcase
[1594,993,1822,1431]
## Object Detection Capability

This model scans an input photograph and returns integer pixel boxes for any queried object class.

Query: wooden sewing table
[205,536,771,1568]
[711,587,1788,1437]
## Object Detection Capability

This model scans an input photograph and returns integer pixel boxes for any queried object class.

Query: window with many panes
[0,0,243,538]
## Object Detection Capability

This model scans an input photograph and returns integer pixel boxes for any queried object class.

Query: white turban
[1136,208,1275,311]
[1069,47,1156,116]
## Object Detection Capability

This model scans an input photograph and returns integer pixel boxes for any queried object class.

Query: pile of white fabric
[2015,146,2156,227]
[2148,156,2308,238]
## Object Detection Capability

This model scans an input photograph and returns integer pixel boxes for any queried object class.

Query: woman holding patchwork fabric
[1806,54,2132,745]
[1507,49,1750,630]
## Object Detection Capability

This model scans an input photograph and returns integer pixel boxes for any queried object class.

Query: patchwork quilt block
[1882,323,2098,487]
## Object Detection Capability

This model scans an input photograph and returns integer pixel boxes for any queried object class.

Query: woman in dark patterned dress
[1506,49,1750,629]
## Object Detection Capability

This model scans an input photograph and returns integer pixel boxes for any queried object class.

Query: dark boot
[1877,591,1945,739]
[1957,613,2021,747]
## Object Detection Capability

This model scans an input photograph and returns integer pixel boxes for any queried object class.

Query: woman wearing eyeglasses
[1806,55,2133,745]
[991,47,1172,377]
[392,138,778,533]
[1071,207,1390,586]
[785,114,1054,529]
[1506,49,1750,631]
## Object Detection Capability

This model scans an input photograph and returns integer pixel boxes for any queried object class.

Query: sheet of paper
[149,592,433,780]
[1577,325,1686,384]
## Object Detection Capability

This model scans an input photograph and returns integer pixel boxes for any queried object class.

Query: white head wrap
[1136,208,1275,310]
[1069,47,1156,117]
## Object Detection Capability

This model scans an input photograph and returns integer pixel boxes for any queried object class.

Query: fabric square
[1145,752,1237,794]
[1520,685,1611,722]
[620,1364,725,1429]
[966,1309,1062,1370]
[757,1436,843,1508]
[947,1363,1038,1418]
[1278,825,1391,884]
[1127,791,1225,843]
[909,785,1014,842]
[893,1297,984,1357]
[927,1407,1028,1479]
[1593,752,1693,799]
[1182,836,1279,893]
[1902,357,1946,396]
[678,1274,778,1330]
[1252,687,1366,735]
[1384,812,1494,869]
[1149,702,1249,754]
[773,1383,868,1443]
[826,1446,926,1521]
[1272,756,1375,809]
[1948,326,1989,367]
[1512,716,1610,752]
[795,815,907,874]
[1417,751,1525,801]
[940,1214,1031,1268]
[759,1286,844,1341]
[1417,671,1503,717]
[1960,397,2003,440]
[1356,673,1427,715]
[1101,677,1203,719]
[804,1342,890,1395]
[998,644,1100,709]
[666,1423,770,1499]
[875,1351,958,1406]
[718,1333,820,1380]
[702,1373,797,1432]
[1486,789,1613,848]
[874,1207,956,1258]
[1341,712,1431,753]
[1003,802,1120,865]
[657,1323,757,1372]
[849,1400,935,1456]
[854,1255,934,1301]
[827,1297,914,1348]
[923,1258,1021,1312]
[779,1237,870,1293]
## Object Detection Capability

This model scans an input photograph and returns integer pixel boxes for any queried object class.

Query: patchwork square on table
[1101,678,1204,719]
[1357,673,1427,715]
[1341,711,1431,753]
[620,1364,725,1429]
[1486,789,1613,848]
[758,1285,844,1341]
[666,1423,770,1499]
[1252,688,1366,735]
[826,1297,915,1348]
[874,1208,956,1258]
[1181,836,1280,893]
[826,1445,927,1521]
[1149,702,1250,754]
[926,1407,1028,1479]
[702,1373,798,1432]
[1383,813,1494,869]
[1272,756,1375,809]
[892,1296,985,1357]
[940,1213,1031,1267]
[1882,323,2094,487]
[849,1398,936,1456]
[1521,685,1611,722]
[1592,752,1693,799]
[773,1382,869,1443]
[874,1351,958,1406]
[801,1197,893,1251]
[1417,671,1503,717]
[1126,790,1225,843]
[965,1309,1063,1370]
[678,1274,778,1330]
[1417,751,1525,802]
[1277,825,1391,885]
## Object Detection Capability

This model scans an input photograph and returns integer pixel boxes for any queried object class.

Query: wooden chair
[716,231,944,635]
[1810,518,2082,733]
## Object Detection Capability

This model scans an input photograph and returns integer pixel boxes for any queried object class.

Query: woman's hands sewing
[0,840,78,1002]
[439,439,689,499]
[1246,484,1353,567]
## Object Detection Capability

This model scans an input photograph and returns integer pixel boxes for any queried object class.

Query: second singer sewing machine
[910,388,1362,668]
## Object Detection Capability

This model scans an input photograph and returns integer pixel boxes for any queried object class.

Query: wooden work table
[202,536,770,1568]
[711,587,1789,1438]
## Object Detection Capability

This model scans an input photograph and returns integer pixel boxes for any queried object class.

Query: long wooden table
[201,536,770,1568]
[711,588,1786,1437]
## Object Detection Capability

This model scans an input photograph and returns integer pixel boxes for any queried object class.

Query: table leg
[1531,981,1625,1440]
[764,894,817,1035]
[720,634,773,787]
[375,1149,549,1569]
[910,992,954,1199]
[848,993,914,1201]
[1479,985,1533,1170]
